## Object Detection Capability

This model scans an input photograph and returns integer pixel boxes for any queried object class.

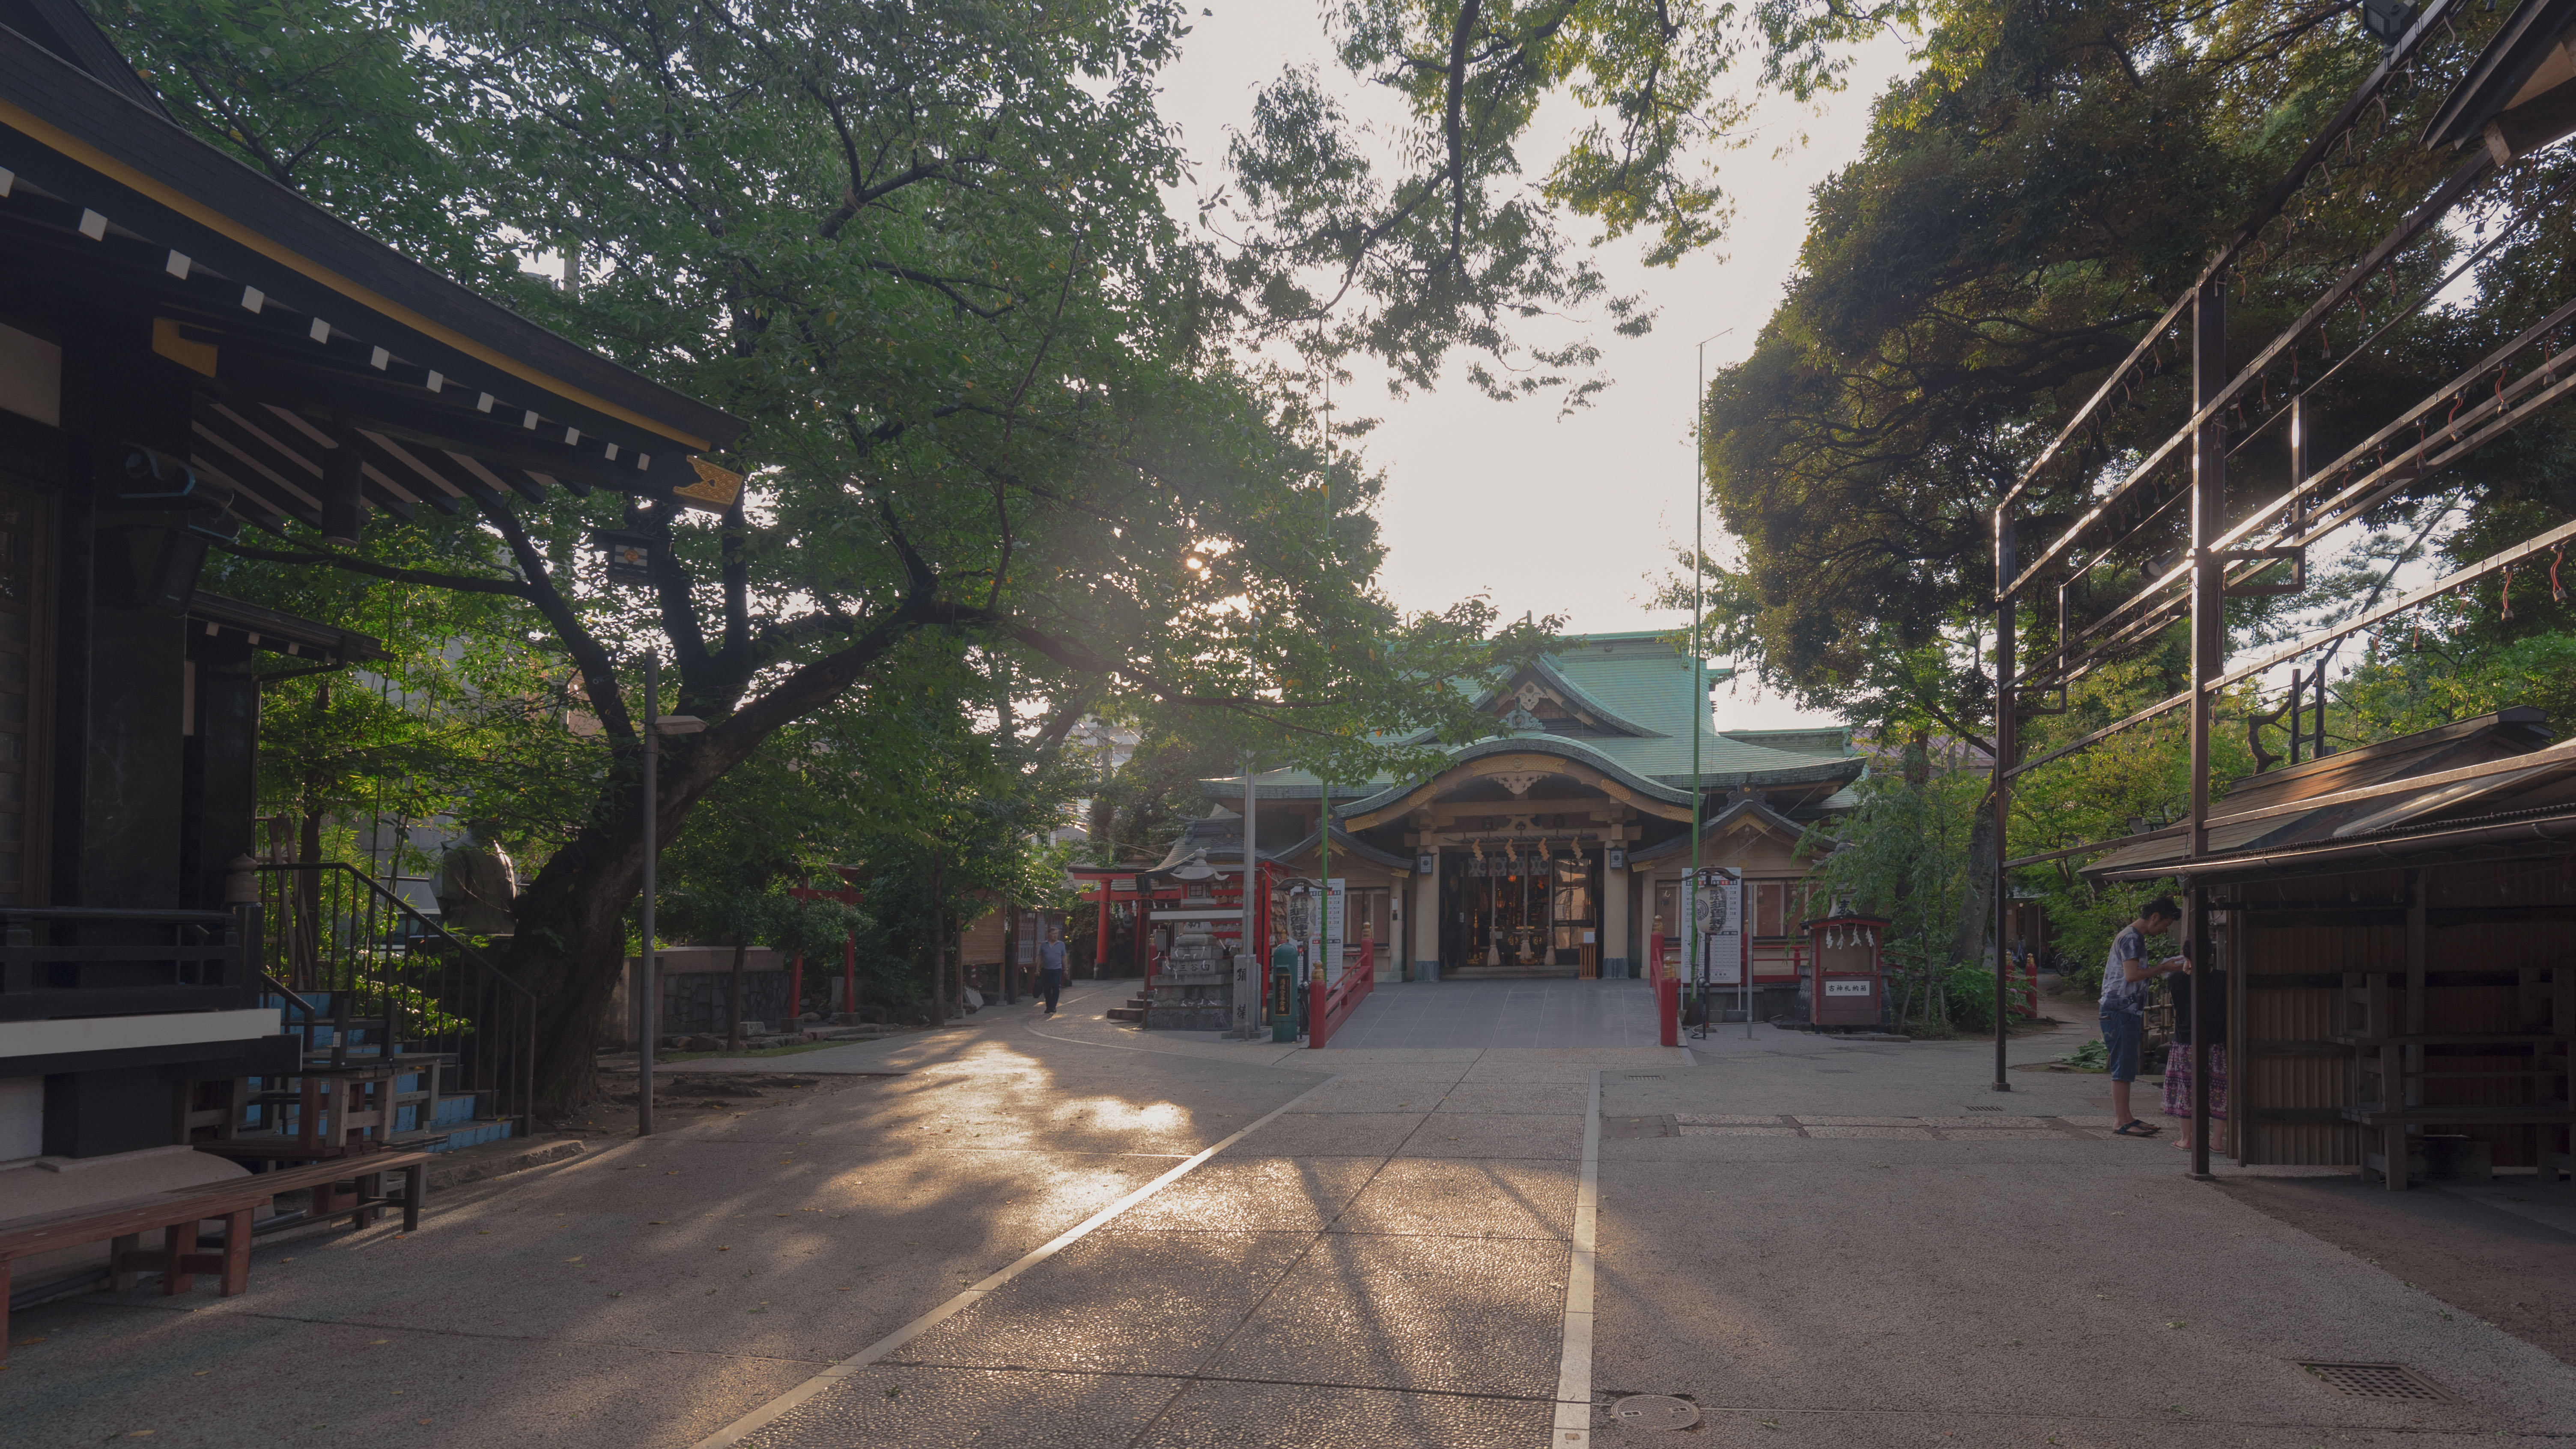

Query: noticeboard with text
[1682,868,1745,986]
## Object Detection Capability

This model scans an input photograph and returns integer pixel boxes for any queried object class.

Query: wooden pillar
[1412,852,1440,981]
[2405,869,2427,1113]
[1603,859,1630,979]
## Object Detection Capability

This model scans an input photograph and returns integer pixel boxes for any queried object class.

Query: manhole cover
[2299,1363,2450,1401]
[1609,1395,1701,1430]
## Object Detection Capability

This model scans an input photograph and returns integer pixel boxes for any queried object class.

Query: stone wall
[660,969,793,1035]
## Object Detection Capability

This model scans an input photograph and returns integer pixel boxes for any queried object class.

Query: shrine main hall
[1146,631,1863,992]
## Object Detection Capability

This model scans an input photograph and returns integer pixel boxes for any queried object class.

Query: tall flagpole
[1318,337,1332,1030]
[1690,329,1732,1036]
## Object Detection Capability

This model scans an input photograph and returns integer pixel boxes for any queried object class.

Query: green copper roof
[1201,631,1856,804]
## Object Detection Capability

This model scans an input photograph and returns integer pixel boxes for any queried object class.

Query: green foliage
[1696,0,2565,731]
[1798,741,1989,1032]
[196,521,596,874]
[83,0,495,283]
[2338,629,2576,742]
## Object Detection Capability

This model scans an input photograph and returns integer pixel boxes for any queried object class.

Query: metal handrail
[0,906,235,922]
[256,862,534,999]
[254,862,535,1140]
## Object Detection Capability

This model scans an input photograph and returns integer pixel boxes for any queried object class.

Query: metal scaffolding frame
[1986,0,2576,1178]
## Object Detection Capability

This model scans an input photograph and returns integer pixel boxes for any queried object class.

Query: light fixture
[2361,0,2414,45]
[651,714,705,735]
[592,528,654,585]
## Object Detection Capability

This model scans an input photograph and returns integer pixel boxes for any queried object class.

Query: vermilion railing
[1306,939,1375,1049]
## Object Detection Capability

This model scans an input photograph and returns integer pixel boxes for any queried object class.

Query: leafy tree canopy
[1698,0,2576,742]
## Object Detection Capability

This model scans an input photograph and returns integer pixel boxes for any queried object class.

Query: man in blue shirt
[2101,897,2180,1136]
[1035,925,1067,1016]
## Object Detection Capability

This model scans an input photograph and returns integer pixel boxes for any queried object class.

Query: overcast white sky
[1153,9,1915,732]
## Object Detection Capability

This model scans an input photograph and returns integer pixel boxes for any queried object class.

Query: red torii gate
[789,869,865,1019]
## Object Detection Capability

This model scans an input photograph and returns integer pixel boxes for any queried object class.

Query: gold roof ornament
[673,456,745,513]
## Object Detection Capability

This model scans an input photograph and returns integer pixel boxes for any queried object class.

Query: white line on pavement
[688,1072,1346,1449]
[1549,1069,1604,1447]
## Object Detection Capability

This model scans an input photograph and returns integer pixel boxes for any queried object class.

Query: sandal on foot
[2114,1120,2162,1136]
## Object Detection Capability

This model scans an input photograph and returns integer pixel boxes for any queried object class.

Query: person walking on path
[2164,945,2229,1153]
[1035,924,1067,1016]
[2101,897,2181,1137]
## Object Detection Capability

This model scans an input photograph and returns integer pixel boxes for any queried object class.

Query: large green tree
[98,0,2112,1108]
[1684,0,2576,971]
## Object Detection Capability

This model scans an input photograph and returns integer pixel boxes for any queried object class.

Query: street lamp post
[635,654,705,1138]
[638,655,659,1136]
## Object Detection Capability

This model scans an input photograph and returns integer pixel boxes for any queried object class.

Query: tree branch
[215,541,534,598]
[483,498,636,740]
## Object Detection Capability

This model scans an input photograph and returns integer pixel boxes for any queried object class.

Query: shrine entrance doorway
[1438,844,1599,978]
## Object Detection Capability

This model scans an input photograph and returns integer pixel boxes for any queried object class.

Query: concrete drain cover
[2299,1363,2450,1401]
[1609,1395,1701,1430]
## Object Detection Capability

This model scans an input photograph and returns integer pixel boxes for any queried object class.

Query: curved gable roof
[1339,734,1701,823]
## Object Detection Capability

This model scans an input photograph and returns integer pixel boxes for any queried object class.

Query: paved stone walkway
[1323,978,1661,1050]
[10,986,2576,1448]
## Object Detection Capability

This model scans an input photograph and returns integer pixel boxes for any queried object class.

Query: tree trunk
[727,934,748,1049]
[504,600,933,1117]
[1000,903,1016,1005]
[1950,788,1999,978]
[927,851,947,1027]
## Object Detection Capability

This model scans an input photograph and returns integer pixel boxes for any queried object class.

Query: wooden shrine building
[0,0,741,1288]
[1085,632,1863,1017]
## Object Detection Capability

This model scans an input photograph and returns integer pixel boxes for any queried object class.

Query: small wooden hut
[2088,710,2576,1188]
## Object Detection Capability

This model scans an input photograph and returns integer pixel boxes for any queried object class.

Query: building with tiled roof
[1143,631,1860,987]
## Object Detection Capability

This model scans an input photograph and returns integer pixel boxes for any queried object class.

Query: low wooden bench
[0,1150,432,1346]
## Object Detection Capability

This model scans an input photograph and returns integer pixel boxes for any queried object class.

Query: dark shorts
[2099,1010,2144,1082]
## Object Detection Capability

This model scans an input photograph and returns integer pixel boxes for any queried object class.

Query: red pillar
[1658,976,1680,1047]
[1095,885,1111,975]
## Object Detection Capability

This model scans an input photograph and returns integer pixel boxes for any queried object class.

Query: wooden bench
[193,1150,433,1239]
[0,1150,432,1346]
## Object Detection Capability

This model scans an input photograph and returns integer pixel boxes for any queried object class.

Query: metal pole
[1318,358,1333,1019]
[1241,754,1257,1037]
[2187,276,2226,1181]
[638,654,658,1137]
[1689,333,1717,1027]
[1992,518,2015,1092]
[1318,775,1330,1008]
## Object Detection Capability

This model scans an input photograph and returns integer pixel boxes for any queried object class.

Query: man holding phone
[2101,897,2181,1137]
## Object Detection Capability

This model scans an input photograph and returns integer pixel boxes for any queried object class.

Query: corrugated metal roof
[2086,709,2576,882]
